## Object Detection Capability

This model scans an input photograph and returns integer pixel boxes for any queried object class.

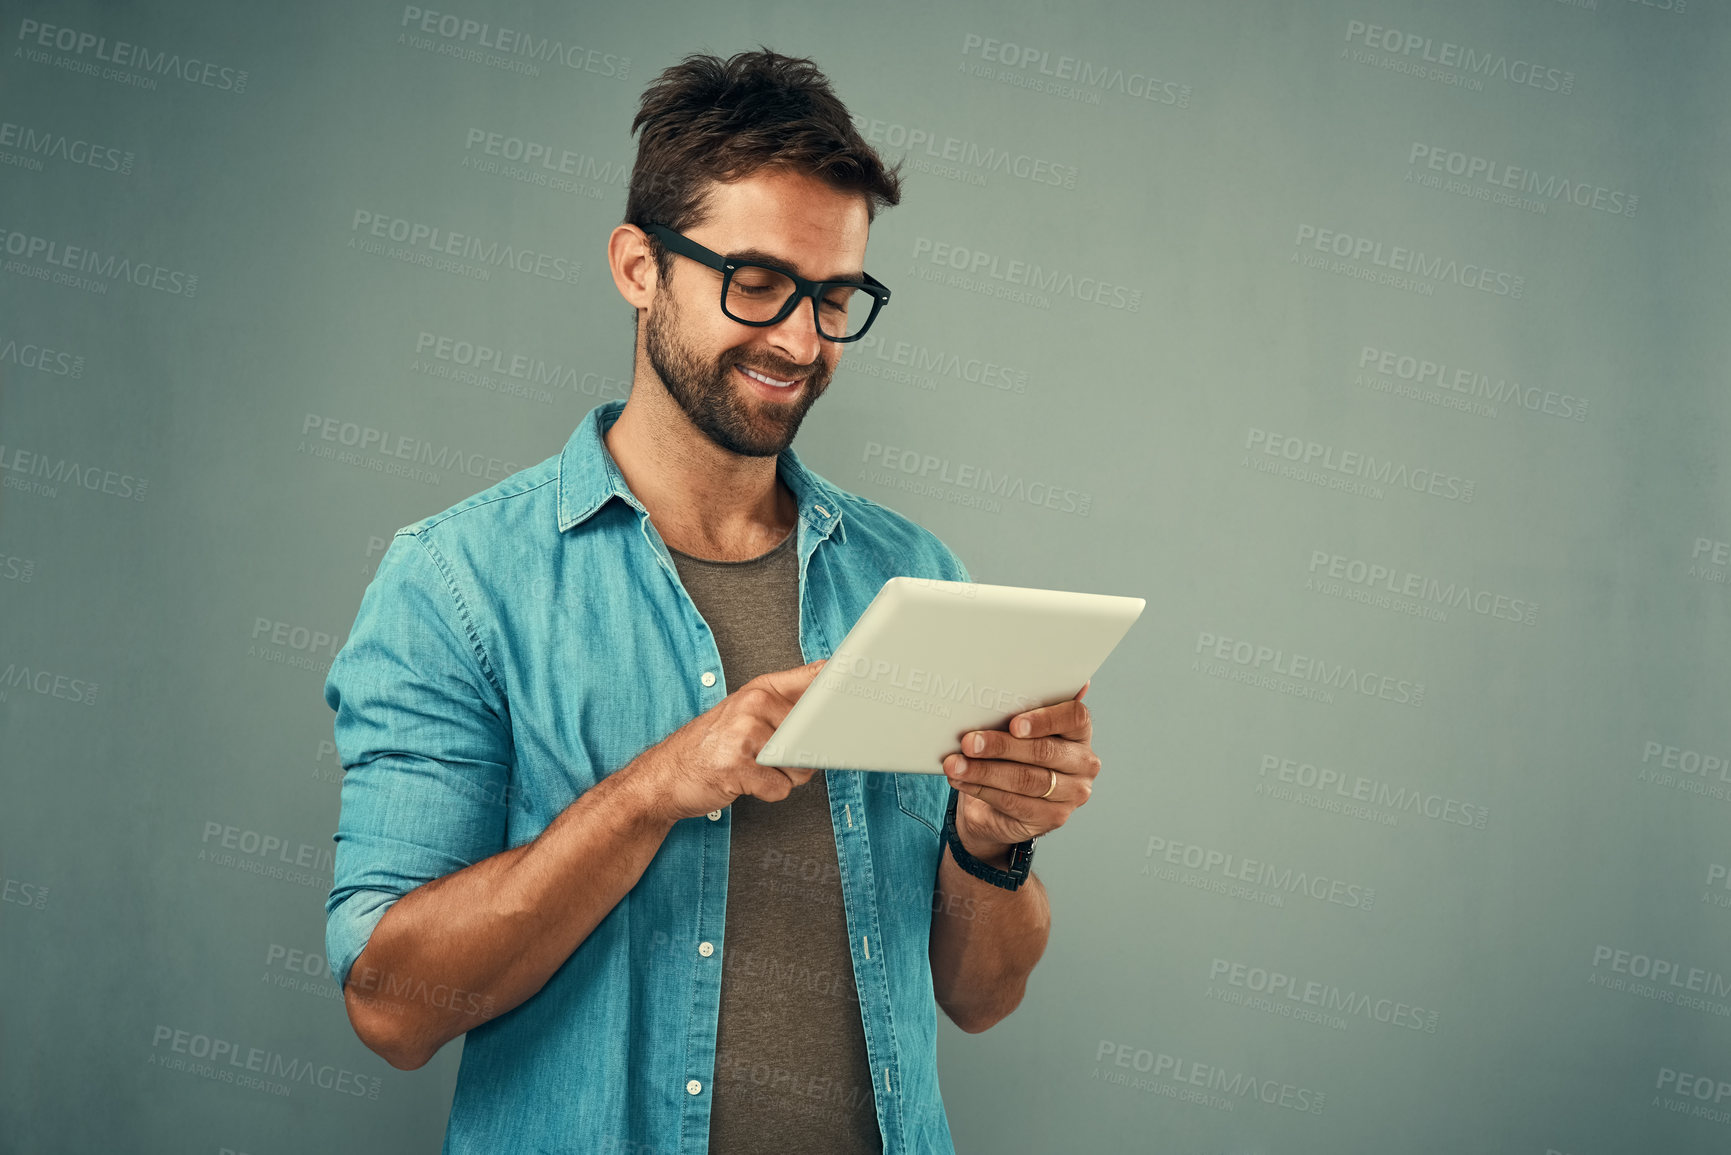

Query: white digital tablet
[756,576,1145,774]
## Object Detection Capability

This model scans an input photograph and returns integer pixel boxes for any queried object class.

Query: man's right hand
[626,658,829,823]
[339,660,834,1068]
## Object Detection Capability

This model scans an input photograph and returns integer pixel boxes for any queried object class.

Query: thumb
[757,658,828,699]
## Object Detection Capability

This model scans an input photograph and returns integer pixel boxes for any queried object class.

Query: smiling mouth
[737,364,803,389]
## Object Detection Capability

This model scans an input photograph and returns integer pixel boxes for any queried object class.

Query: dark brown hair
[626,49,901,275]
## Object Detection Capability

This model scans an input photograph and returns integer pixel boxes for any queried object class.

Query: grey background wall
[2,1,1726,1152]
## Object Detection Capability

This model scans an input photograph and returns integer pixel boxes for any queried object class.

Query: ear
[608,224,658,311]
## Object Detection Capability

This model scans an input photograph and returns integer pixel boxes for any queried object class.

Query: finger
[773,764,817,789]
[952,789,1039,848]
[740,664,827,727]
[1007,697,1091,741]
[951,778,1064,828]
[755,763,812,799]
[957,729,1098,779]
[751,659,830,709]
[948,755,1077,800]
[754,730,820,769]
[1076,680,1090,701]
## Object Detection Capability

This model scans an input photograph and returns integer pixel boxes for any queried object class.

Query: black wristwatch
[942,786,1034,891]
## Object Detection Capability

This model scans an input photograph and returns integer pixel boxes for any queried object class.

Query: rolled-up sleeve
[322,530,513,990]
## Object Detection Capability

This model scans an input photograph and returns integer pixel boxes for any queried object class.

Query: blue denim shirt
[324,398,970,1155]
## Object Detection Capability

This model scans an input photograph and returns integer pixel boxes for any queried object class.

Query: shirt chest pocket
[894,773,951,838]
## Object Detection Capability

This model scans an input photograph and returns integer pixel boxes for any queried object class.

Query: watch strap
[942,786,1033,891]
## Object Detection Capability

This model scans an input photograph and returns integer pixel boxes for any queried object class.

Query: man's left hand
[942,682,1100,863]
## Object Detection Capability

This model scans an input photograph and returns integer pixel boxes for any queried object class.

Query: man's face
[643,168,872,458]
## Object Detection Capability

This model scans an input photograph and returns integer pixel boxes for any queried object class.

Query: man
[323,49,1102,1155]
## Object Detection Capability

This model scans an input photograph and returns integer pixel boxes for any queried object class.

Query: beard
[644,282,832,458]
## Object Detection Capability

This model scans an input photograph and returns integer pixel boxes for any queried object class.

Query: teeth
[741,366,797,388]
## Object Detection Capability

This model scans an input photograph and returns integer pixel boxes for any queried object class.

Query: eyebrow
[726,247,868,284]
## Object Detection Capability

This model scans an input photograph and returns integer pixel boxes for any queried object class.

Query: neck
[603,378,797,563]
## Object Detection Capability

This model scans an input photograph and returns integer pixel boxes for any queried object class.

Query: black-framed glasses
[643,223,890,343]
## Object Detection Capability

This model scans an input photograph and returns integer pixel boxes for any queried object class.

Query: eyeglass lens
[724,265,870,340]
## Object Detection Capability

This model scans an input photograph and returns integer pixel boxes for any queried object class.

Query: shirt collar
[556,398,847,545]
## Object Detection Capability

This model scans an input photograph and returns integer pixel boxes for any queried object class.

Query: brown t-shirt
[667,528,883,1155]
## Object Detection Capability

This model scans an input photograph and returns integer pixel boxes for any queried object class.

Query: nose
[761,294,825,369]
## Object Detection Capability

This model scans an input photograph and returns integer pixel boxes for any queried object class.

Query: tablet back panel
[756,577,1145,774]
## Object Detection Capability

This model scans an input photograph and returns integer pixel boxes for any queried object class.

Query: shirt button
[687,1079,702,1096]
[707,810,722,821]
[698,941,714,957]
[700,671,716,687]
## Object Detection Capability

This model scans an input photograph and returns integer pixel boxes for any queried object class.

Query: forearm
[927,837,1050,1033]
[344,762,676,1068]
